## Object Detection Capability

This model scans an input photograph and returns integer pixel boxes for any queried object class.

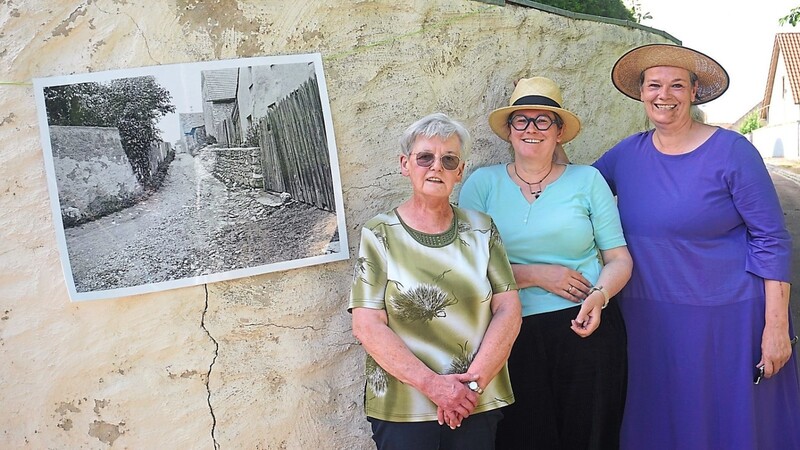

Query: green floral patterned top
[349,205,518,422]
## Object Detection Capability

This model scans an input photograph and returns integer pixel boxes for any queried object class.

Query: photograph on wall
[33,53,348,301]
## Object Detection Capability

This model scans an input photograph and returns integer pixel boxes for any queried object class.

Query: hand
[431,373,479,429]
[570,295,603,337]
[758,330,794,379]
[437,407,465,430]
[537,265,591,302]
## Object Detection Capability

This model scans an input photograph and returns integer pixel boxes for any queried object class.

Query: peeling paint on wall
[87,420,125,446]
[52,5,91,38]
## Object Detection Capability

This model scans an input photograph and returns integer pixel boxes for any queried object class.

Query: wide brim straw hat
[611,43,729,105]
[488,77,582,144]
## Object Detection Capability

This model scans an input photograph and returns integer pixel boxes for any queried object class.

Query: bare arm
[760,280,793,378]
[465,289,522,389]
[571,246,633,337]
[512,263,592,302]
[351,308,478,424]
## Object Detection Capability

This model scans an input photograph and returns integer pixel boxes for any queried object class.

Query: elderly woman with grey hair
[349,112,522,450]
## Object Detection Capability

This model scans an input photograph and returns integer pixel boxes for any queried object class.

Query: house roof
[201,68,239,101]
[761,33,800,120]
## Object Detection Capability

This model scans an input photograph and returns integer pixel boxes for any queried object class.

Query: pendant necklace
[513,163,553,199]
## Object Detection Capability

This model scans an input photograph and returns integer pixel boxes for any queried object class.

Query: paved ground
[765,158,800,370]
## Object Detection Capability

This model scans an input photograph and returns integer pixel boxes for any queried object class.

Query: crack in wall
[241,321,320,331]
[201,284,220,450]
[94,3,160,64]
[343,172,399,192]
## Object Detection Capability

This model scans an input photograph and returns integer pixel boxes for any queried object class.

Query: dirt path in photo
[64,149,338,293]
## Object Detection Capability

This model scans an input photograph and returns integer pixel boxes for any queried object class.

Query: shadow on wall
[773,138,785,158]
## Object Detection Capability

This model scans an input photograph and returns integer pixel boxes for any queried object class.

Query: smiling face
[400,134,464,201]
[506,109,564,160]
[640,66,698,127]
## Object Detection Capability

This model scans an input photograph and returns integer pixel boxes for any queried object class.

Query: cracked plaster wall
[0,0,670,448]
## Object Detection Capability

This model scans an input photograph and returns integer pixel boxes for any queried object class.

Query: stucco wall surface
[0,1,670,448]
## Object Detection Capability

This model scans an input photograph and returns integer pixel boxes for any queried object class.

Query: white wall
[752,122,800,159]
[756,50,800,160]
[768,52,800,125]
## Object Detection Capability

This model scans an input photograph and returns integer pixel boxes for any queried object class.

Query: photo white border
[33,52,349,302]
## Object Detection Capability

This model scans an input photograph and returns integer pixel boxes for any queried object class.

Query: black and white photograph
[33,53,348,301]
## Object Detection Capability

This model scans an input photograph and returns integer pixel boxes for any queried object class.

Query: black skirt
[495,301,628,450]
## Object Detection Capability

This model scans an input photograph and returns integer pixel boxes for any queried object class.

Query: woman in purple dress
[592,43,800,449]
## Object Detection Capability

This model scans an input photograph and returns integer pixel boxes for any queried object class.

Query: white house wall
[752,122,800,159]
[753,48,800,159]
[236,63,316,141]
[768,52,800,125]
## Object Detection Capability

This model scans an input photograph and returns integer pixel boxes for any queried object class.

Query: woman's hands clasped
[431,373,480,430]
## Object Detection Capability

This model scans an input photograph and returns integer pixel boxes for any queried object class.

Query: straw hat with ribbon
[611,43,729,105]
[488,77,582,144]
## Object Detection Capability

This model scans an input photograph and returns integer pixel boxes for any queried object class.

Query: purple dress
[594,128,800,450]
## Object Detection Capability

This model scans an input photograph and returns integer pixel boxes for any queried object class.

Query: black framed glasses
[413,152,461,170]
[508,114,561,132]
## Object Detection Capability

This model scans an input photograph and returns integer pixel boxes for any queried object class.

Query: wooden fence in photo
[258,76,335,212]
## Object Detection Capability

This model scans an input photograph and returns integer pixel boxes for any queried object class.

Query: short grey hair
[399,113,472,161]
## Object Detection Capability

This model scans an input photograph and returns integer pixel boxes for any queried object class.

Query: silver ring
[567,286,574,294]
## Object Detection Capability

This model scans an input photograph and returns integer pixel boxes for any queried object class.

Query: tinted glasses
[413,152,461,170]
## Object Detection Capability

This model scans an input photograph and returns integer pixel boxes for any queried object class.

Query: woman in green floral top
[349,113,522,450]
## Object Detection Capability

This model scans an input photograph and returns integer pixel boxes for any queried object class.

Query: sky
[154,65,203,144]
[634,0,798,124]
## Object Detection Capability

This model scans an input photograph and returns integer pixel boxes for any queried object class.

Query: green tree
[779,6,800,26]
[627,0,652,23]
[534,0,636,22]
[739,111,761,135]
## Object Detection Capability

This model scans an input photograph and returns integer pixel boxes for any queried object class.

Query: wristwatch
[467,381,484,395]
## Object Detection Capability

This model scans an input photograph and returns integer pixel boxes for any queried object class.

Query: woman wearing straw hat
[459,77,632,449]
[349,113,522,449]
[588,43,800,449]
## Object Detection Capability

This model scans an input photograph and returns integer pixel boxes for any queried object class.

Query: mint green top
[349,206,517,422]
[459,164,626,317]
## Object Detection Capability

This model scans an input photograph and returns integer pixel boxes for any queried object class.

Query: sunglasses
[412,152,462,171]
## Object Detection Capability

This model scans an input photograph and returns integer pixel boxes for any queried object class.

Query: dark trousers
[369,409,503,450]
[496,302,627,450]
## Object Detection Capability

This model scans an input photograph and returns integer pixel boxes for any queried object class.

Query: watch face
[468,381,478,389]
